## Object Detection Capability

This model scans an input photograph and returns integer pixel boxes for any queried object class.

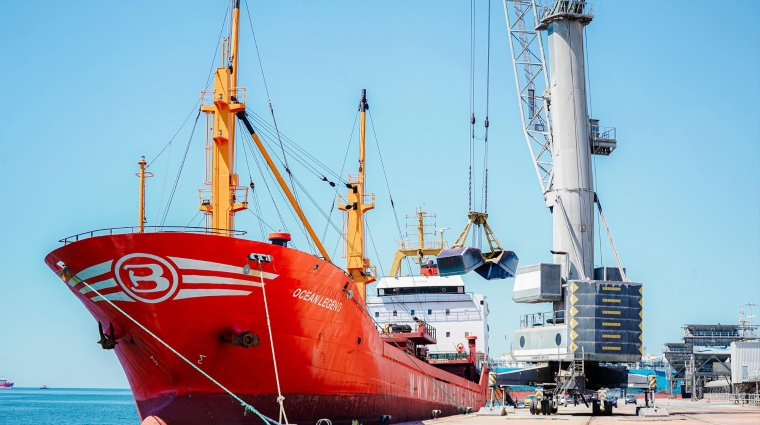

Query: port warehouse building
[665,324,760,399]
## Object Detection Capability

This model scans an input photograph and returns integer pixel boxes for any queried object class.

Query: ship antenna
[136,156,153,233]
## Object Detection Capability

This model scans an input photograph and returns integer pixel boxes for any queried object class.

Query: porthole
[519,336,526,348]
[555,333,562,346]
[357,337,362,344]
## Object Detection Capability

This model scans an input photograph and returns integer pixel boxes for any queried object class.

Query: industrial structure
[664,305,759,399]
[495,0,644,415]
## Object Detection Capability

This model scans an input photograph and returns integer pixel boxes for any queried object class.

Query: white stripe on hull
[69,260,113,286]
[182,275,263,287]
[169,257,277,280]
[174,289,252,300]
[91,292,134,302]
[79,278,117,294]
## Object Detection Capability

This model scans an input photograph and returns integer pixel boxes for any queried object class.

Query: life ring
[456,342,465,353]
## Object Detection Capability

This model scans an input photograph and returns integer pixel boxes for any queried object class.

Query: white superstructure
[367,275,490,360]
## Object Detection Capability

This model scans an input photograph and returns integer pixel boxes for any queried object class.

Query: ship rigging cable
[239,127,301,248]
[60,267,281,425]
[159,111,201,227]
[148,6,230,226]
[366,110,425,308]
[241,0,311,254]
[344,285,466,411]
[248,112,347,186]
[239,118,368,259]
[240,135,280,241]
[322,111,359,244]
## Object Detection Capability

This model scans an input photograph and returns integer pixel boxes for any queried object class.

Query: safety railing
[200,87,247,108]
[373,309,483,323]
[520,310,565,328]
[703,393,760,406]
[337,193,375,209]
[683,329,757,339]
[396,240,443,251]
[590,125,616,141]
[60,226,247,244]
[488,360,537,369]
[430,352,467,361]
[197,186,249,209]
[230,87,246,104]
[419,321,437,341]
[540,0,594,20]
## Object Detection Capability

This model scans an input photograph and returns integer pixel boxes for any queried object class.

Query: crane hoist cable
[469,0,476,212]
[437,0,517,281]
[482,0,491,214]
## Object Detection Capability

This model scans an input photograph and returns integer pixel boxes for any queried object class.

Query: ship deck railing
[682,329,758,339]
[381,321,437,345]
[429,352,469,364]
[373,310,484,323]
[60,226,247,244]
[395,240,443,250]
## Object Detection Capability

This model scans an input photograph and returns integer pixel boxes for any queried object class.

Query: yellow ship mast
[339,90,376,298]
[199,0,247,232]
[389,208,443,277]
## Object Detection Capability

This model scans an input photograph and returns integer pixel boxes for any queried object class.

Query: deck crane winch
[493,0,648,416]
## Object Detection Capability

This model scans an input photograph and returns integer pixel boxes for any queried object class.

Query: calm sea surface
[0,388,138,425]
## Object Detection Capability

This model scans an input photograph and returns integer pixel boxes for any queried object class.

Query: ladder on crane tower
[557,347,586,393]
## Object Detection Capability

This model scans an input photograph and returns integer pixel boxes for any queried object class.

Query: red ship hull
[45,232,488,424]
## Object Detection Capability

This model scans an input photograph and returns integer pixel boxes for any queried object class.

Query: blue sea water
[0,388,139,425]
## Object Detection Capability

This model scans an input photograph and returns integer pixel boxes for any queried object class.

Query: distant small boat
[39,384,49,389]
[0,378,13,389]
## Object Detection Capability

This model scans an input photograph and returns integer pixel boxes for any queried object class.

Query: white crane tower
[496,1,646,415]
[505,0,623,282]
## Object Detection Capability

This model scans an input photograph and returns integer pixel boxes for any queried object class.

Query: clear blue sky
[0,1,758,388]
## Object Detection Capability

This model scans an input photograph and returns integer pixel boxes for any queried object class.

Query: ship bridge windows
[379,286,465,296]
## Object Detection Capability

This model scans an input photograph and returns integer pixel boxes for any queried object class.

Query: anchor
[220,330,260,348]
[97,321,119,350]
[437,211,518,280]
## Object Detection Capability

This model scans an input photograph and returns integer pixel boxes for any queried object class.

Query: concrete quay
[398,398,760,425]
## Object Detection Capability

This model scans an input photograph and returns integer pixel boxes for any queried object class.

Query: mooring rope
[256,260,289,424]
[59,267,281,425]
